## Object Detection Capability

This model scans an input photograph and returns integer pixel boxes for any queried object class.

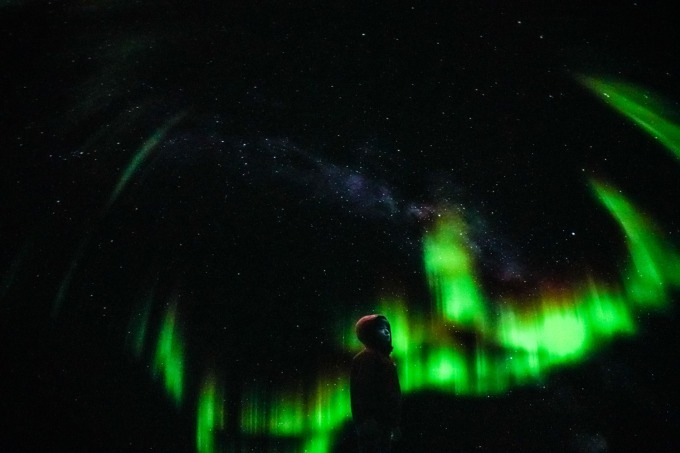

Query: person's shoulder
[353,348,381,363]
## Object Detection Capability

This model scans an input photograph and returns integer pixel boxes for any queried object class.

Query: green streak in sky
[591,180,680,306]
[423,212,488,330]
[52,237,89,317]
[196,374,225,453]
[153,303,185,406]
[107,112,185,208]
[127,293,153,359]
[579,75,680,160]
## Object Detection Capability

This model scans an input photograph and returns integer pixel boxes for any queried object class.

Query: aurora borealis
[2,2,680,452]
[127,168,679,452]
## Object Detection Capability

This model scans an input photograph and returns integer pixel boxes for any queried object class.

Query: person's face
[375,319,391,344]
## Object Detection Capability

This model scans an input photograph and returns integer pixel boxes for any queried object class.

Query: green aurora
[125,76,680,452]
[579,75,680,161]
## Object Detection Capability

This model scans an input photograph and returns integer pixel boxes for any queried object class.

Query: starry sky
[2,1,680,452]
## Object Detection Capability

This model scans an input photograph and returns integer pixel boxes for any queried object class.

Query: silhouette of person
[350,314,402,452]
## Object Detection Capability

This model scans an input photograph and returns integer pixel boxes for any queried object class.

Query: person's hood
[355,314,393,355]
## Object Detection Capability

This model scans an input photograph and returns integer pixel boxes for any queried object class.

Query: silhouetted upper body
[350,314,402,450]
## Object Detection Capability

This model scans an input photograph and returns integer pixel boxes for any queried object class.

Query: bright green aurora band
[123,76,680,452]
[579,75,680,160]
[152,303,185,406]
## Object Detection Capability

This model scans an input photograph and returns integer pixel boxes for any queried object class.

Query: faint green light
[52,237,89,317]
[579,75,680,160]
[1,241,32,302]
[107,112,185,208]
[269,390,305,436]
[127,293,152,359]
[153,303,185,406]
[240,387,268,435]
[506,349,542,384]
[196,374,225,453]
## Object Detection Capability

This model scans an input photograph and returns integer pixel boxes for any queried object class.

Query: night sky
[2,1,680,452]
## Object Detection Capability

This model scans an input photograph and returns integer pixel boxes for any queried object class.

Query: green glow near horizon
[153,303,185,406]
[135,182,678,451]
[579,75,680,160]
[107,112,185,208]
[239,376,349,452]
[196,374,225,453]
[131,76,680,452]
[338,181,677,399]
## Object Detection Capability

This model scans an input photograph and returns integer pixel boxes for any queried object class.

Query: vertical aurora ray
[579,75,680,160]
[52,237,89,317]
[592,180,680,306]
[153,303,185,406]
[107,112,186,208]
[196,374,225,453]
[423,212,488,330]
[126,293,153,359]
[241,376,350,451]
[240,384,269,436]
[309,377,351,433]
[298,377,349,453]
[1,241,32,302]
[268,388,305,436]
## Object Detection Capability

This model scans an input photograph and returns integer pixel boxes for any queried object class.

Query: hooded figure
[350,314,402,452]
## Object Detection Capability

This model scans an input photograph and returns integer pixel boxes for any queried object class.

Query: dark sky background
[2,1,680,452]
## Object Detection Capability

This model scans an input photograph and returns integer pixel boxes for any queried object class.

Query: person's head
[355,314,393,354]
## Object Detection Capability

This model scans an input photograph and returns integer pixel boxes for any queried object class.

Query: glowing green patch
[153,303,185,406]
[592,180,680,307]
[196,374,225,453]
[579,75,680,160]
[423,212,488,329]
